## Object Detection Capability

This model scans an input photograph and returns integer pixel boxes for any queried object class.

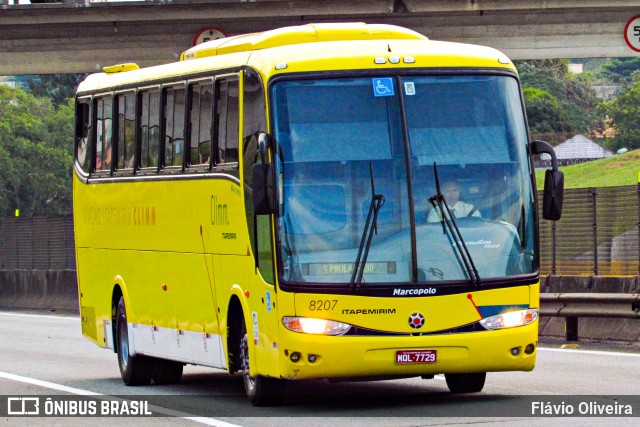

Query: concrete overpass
[0,0,639,75]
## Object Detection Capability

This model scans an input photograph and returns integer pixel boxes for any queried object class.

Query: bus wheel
[239,322,284,406]
[116,297,153,386]
[444,372,486,393]
[152,359,183,385]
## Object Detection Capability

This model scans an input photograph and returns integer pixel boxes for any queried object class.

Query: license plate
[395,350,437,364]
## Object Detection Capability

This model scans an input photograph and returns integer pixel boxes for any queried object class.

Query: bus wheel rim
[119,316,129,367]
[240,333,255,392]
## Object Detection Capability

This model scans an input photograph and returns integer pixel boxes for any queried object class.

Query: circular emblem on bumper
[409,312,425,329]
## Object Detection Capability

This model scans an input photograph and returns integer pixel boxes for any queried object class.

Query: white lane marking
[0,312,78,321]
[0,371,242,427]
[0,371,100,395]
[538,347,640,358]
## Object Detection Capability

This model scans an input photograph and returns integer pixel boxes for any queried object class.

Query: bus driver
[427,180,481,223]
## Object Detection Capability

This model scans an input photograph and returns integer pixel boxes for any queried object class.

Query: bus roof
[180,23,427,61]
[76,23,515,95]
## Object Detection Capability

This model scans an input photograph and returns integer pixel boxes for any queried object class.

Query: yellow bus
[73,22,563,406]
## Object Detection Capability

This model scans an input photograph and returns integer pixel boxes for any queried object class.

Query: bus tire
[152,359,184,385]
[239,321,285,406]
[444,372,486,393]
[116,297,153,386]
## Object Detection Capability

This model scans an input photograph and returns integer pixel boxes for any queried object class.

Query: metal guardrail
[1,0,279,6]
[540,292,640,341]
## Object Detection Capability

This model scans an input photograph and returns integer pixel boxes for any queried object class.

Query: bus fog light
[511,347,521,356]
[282,316,351,335]
[290,352,301,362]
[525,343,535,354]
[308,354,317,363]
[479,309,538,330]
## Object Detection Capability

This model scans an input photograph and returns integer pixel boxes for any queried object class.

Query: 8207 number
[308,299,338,311]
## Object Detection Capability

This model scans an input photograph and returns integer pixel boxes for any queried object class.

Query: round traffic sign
[624,15,640,52]
[193,28,226,46]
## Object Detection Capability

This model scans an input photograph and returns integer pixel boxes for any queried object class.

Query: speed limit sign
[193,28,226,46]
[624,15,640,52]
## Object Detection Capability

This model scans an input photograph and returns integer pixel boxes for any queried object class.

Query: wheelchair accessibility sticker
[372,78,394,97]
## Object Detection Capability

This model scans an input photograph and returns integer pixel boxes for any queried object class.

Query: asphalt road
[0,310,638,426]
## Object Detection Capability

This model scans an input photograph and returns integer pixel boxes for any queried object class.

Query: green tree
[0,85,74,217]
[601,74,640,151]
[515,59,601,138]
[516,59,568,99]
[26,74,86,108]
[564,72,601,133]
[599,57,640,85]
[522,87,572,134]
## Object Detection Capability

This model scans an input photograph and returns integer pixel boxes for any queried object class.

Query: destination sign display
[304,262,396,275]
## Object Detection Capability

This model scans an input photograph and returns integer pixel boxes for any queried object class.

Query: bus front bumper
[276,321,538,380]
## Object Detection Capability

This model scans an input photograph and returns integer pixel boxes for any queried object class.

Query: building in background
[538,134,614,168]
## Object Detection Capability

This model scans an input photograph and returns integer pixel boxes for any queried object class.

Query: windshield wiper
[428,162,481,286]
[281,215,304,282]
[351,163,385,289]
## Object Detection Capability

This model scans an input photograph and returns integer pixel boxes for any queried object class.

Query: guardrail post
[637,174,640,276]
[551,220,557,275]
[565,317,578,341]
[590,187,598,276]
[0,218,3,269]
[16,217,20,269]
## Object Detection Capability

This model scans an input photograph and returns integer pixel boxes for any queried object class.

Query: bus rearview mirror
[543,169,564,221]
[531,140,564,221]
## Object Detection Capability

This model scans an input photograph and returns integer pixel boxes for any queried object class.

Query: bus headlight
[479,309,538,330]
[282,317,351,335]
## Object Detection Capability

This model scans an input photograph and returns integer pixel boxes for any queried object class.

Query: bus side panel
[76,247,112,348]
[76,246,225,367]
[75,179,246,256]
[190,253,226,367]
[215,254,282,378]
[250,272,280,378]
[74,174,243,365]
[529,281,540,309]
[118,250,223,366]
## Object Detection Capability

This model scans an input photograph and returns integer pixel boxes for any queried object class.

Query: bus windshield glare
[272,75,535,285]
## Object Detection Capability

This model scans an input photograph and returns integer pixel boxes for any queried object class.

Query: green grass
[535,149,640,189]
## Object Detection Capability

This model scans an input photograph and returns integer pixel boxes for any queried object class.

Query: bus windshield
[272,74,535,286]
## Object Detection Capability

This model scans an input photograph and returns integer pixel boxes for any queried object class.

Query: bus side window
[164,86,185,167]
[139,89,161,169]
[75,98,92,174]
[188,82,213,167]
[242,70,273,283]
[215,77,239,165]
[116,92,136,170]
[95,96,113,173]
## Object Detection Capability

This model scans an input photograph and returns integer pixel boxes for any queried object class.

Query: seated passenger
[427,180,481,222]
